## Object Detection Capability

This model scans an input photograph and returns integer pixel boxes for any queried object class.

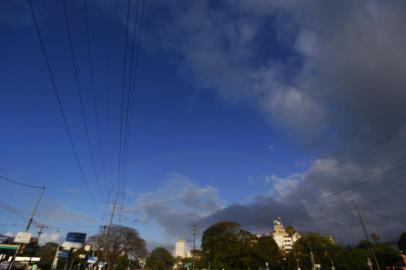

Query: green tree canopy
[398,232,406,253]
[370,233,380,243]
[145,247,175,270]
[293,232,337,270]
[201,221,241,269]
[36,242,58,269]
[374,244,403,269]
[251,235,281,269]
[286,226,296,237]
[88,225,147,270]
[201,221,282,270]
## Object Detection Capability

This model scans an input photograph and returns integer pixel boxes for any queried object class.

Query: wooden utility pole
[191,224,198,270]
[104,194,118,270]
[352,200,381,270]
[37,224,49,242]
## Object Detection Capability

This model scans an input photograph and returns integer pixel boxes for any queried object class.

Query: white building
[271,219,300,252]
[173,240,192,258]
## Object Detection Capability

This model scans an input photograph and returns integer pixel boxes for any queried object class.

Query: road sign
[65,232,86,243]
[14,232,32,244]
[87,257,97,264]
[15,257,41,262]
[0,244,19,250]
[58,250,70,258]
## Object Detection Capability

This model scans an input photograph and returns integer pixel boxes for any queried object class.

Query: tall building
[173,240,192,258]
[271,219,300,252]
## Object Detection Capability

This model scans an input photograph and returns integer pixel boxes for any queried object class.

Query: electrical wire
[0,175,43,190]
[27,0,99,214]
[117,0,132,193]
[83,0,108,185]
[280,159,406,219]
[122,0,146,179]
[61,0,105,203]
[121,0,140,182]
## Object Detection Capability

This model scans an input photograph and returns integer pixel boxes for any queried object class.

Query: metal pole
[331,258,335,270]
[7,186,45,270]
[352,201,381,270]
[308,242,316,270]
[52,241,62,270]
[191,224,197,270]
[26,186,46,231]
[6,244,21,270]
[105,194,118,270]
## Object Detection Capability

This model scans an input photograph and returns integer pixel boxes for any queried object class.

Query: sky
[1,0,406,249]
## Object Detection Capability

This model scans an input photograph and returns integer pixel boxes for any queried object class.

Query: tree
[251,235,281,269]
[398,232,406,253]
[370,233,380,243]
[36,242,58,270]
[201,221,283,270]
[293,232,337,270]
[286,226,296,237]
[374,244,403,269]
[201,221,241,269]
[88,225,147,270]
[145,247,175,270]
[333,246,369,270]
[358,240,403,269]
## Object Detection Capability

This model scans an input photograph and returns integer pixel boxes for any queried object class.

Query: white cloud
[263,173,302,201]
[261,87,325,134]
[39,232,61,245]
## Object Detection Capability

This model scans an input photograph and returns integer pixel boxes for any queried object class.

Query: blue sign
[58,250,70,258]
[87,257,97,264]
[65,232,86,243]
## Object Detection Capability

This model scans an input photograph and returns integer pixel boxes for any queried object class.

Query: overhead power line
[83,0,108,183]
[280,159,406,219]
[27,0,99,214]
[117,0,132,193]
[123,0,146,179]
[61,0,106,203]
[0,175,43,190]
[281,131,406,214]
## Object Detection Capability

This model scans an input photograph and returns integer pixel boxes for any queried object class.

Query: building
[173,240,191,258]
[271,219,300,252]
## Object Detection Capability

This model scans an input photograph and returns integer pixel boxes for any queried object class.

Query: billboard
[14,232,32,244]
[62,232,87,250]
[65,232,86,243]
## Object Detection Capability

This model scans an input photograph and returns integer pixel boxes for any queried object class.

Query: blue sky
[1,0,406,247]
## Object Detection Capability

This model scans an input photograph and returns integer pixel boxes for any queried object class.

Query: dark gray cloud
[201,134,406,243]
[128,174,223,240]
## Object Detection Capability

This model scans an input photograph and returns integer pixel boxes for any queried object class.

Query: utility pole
[37,224,49,242]
[7,186,45,270]
[104,194,118,270]
[351,201,381,270]
[51,229,62,270]
[307,241,316,270]
[26,186,45,231]
[191,224,198,270]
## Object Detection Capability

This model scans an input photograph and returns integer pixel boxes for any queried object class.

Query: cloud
[37,198,99,225]
[136,0,406,243]
[144,0,406,146]
[128,174,223,240]
[38,232,61,245]
[201,134,406,243]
